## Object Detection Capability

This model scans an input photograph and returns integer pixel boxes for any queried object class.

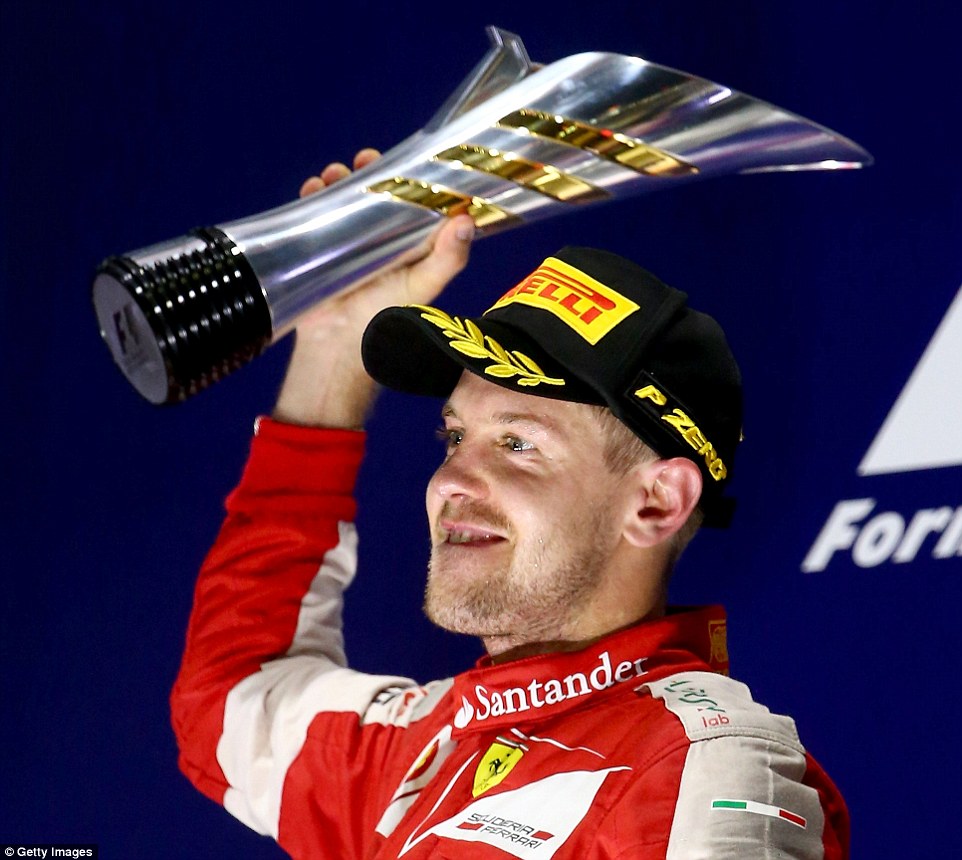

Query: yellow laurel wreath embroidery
[411,305,565,388]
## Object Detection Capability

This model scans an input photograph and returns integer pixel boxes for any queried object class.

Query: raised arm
[170,152,473,853]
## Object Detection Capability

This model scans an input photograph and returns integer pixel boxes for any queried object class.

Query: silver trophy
[92,27,871,404]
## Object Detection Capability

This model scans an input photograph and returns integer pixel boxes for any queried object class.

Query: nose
[428,446,490,502]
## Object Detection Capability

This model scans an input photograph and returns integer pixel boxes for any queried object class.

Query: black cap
[362,247,742,526]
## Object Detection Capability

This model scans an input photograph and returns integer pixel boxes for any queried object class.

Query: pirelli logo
[487,257,640,344]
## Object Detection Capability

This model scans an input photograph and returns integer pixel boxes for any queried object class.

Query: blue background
[2,1,960,856]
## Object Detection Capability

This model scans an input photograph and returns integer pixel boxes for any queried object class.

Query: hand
[294,148,475,336]
[272,149,475,429]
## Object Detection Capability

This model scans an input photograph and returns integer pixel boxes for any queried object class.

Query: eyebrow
[441,403,565,436]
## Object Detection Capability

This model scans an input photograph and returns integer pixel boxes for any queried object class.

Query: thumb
[406,214,475,304]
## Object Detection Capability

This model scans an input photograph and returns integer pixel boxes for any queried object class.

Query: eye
[502,435,534,452]
[436,426,464,451]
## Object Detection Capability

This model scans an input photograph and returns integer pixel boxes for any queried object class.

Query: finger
[299,176,326,198]
[407,214,475,303]
[320,162,351,185]
[353,148,381,170]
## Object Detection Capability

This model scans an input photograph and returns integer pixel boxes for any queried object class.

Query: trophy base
[92,228,271,404]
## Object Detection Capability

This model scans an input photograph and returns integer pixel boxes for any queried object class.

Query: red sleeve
[170,418,366,808]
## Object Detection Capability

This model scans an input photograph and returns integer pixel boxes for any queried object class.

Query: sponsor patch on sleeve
[642,671,803,749]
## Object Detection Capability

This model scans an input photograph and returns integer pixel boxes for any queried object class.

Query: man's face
[424,371,631,646]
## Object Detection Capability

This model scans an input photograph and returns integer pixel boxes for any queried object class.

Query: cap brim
[362,306,464,397]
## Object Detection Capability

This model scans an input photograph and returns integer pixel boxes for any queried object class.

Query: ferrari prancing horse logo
[473,739,527,797]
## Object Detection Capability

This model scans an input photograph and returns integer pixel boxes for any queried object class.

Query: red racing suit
[171,419,850,859]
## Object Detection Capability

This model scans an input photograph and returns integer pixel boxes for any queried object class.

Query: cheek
[425,473,440,518]
[509,488,572,542]
[532,480,618,537]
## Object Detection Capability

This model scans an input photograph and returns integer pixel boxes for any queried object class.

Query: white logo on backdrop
[859,285,962,475]
[803,285,962,572]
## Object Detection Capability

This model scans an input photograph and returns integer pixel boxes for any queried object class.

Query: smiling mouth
[437,502,510,547]
[445,530,505,545]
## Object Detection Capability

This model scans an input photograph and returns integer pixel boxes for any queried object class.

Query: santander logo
[453,650,648,729]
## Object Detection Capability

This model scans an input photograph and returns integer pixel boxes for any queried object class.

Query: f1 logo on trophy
[92,27,871,404]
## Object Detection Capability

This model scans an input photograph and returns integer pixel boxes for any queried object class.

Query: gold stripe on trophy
[366,177,517,227]
[496,109,698,177]
[433,145,608,202]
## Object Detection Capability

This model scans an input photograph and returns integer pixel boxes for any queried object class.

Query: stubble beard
[423,498,619,641]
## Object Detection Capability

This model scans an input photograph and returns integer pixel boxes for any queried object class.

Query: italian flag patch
[711,799,807,829]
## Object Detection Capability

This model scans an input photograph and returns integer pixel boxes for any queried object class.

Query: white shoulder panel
[644,672,826,858]
[362,677,455,727]
[642,671,803,751]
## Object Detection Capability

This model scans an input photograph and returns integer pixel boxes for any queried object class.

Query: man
[171,151,849,858]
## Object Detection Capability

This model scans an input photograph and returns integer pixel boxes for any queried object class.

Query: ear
[621,457,703,548]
